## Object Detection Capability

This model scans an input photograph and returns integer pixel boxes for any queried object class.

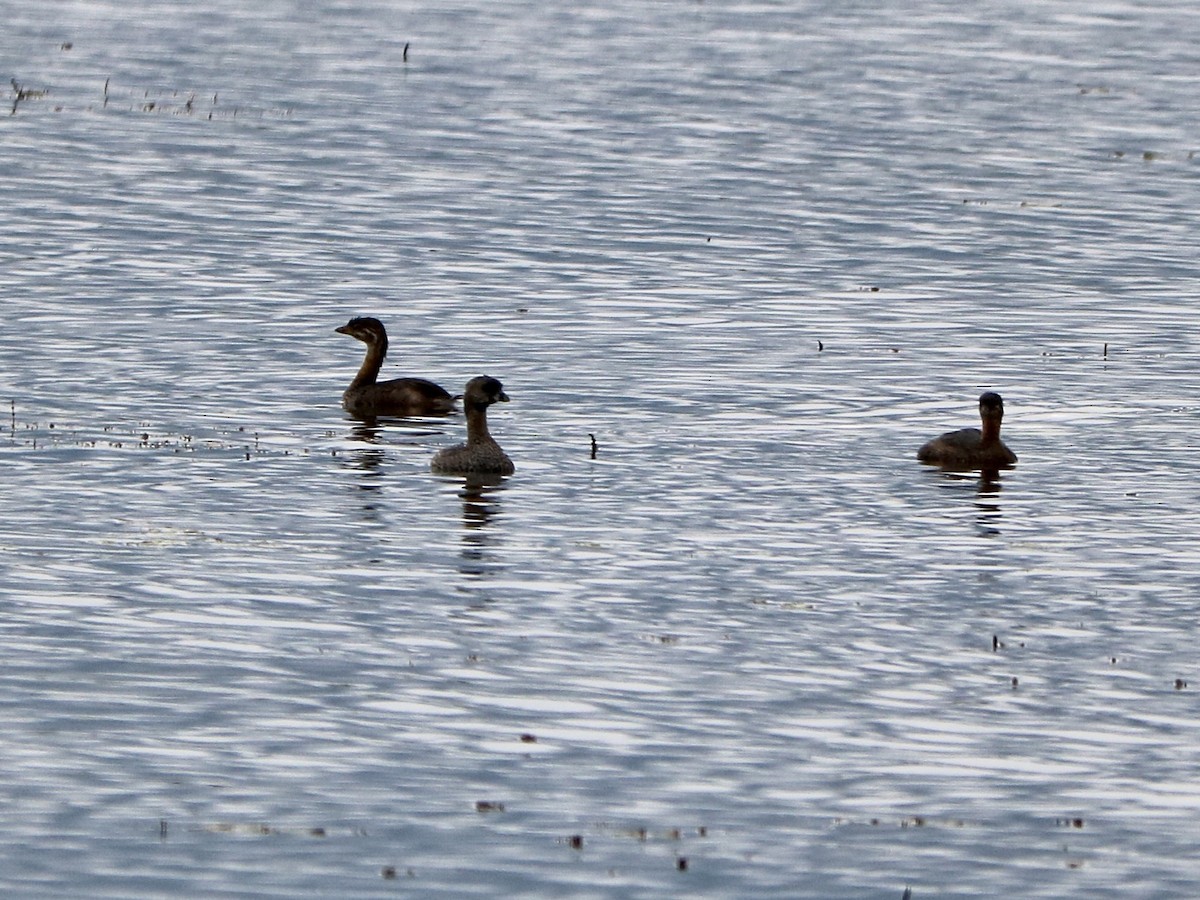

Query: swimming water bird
[431,376,514,476]
[917,391,1017,470]
[335,316,455,418]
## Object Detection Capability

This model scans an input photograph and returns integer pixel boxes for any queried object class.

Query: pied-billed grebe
[336,316,455,418]
[431,376,515,476]
[917,391,1018,470]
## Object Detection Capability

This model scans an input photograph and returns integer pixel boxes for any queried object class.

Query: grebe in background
[335,316,454,418]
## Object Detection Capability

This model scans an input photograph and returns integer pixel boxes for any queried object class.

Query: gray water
[3,0,1200,896]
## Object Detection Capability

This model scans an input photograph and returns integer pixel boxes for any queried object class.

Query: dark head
[979,392,1004,421]
[336,317,389,351]
[463,375,510,411]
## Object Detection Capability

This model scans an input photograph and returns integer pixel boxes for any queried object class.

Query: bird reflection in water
[928,467,1007,535]
[974,469,1004,535]
[340,421,389,519]
[347,420,385,445]
[454,474,508,579]
[344,418,447,466]
[347,418,445,447]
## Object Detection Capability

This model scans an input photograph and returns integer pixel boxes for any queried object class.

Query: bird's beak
[497,391,510,402]
[335,325,351,335]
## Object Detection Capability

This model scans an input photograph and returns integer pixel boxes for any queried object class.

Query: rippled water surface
[3,1,1200,896]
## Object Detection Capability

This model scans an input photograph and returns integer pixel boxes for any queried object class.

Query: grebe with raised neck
[335,316,454,418]
[917,391,1017,470]
[431,376,514,476]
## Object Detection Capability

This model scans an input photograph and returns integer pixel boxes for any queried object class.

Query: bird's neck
[980,417,1002,445]
[465,404,494,445]
[348,340,387,389]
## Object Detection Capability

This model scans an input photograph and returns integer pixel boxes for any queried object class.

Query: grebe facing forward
[917,391,1017,470]
[431,376,514,476]
[336,316,454,418]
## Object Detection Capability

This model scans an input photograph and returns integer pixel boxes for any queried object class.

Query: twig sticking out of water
[11,79,46,100]
[588,433,598,459]
[11,79,48,115]
[1103,342,1108,359]
[818,340,824,352]
[403,42,410,62]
